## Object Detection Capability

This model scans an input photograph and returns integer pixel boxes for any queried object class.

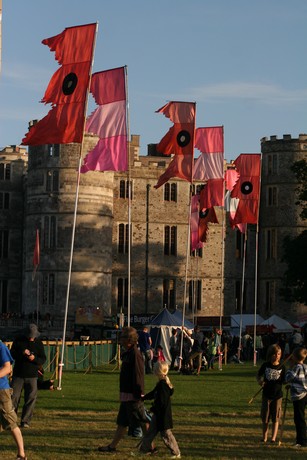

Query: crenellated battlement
[261,133,307,143]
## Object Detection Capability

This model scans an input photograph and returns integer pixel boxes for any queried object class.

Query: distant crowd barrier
[5,340,117,380]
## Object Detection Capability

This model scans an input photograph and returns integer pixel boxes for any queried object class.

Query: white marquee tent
[149,309,194,363]
[260,314,294,333]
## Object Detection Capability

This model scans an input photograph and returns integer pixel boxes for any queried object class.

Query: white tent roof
[260,314,294,333]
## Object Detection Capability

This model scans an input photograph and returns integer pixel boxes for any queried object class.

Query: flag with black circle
[230,154,261,225]
[22,23,97,145]
[154,101,195,188]
[198,207,219,243]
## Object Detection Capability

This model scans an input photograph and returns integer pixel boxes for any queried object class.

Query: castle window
[0,163,11,181]
[266,229,276,260]
[164,183,177,202]
[163,279,176,309]
[42,273,55,306]
[119,180,133,199]
[0,230,9,259]
[48,144,60,157]
[117,278,128,310]
[0,192,10,210]
[235,229,243,259]
[267,154,278,175]
[118,223,129,254]
[43,216,57,249]
[164,226,177,255]
[191,184,203,195]
[46,170,59,192]
[0,280,8,313]
[265,281,275,312]
[267,186,277,206]
[188,279,202,311]
[191,247,203,258]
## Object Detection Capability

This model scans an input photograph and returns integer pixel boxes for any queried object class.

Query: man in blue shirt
[138,326,152,374]
[0,340,27,460]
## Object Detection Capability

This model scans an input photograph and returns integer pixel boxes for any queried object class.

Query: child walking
[139,361,181,458]
[285,346,307,448]
[256,343,286,443]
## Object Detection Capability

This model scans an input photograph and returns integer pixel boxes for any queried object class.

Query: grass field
[1,363,305,459]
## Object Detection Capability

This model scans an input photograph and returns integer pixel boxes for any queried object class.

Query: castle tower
[259,134,307,320]
[23,133,114,322]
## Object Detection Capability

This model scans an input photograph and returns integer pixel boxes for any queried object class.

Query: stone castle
[0,132,306,332]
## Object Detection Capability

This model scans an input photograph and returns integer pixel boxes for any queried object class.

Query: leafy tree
[281,159,307,305]
[291,159,307,220]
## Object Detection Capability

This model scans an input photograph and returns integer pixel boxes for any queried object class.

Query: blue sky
[0,0,306,161]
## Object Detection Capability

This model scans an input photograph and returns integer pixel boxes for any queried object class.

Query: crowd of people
[1,322,306,458]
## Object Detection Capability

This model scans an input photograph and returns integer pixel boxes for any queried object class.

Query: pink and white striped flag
[81,66,128,173]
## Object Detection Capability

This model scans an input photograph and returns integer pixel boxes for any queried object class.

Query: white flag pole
[58,23,99,390]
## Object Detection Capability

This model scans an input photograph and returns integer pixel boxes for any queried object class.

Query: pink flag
[81,67,127,173]
[190,195,203,252]
[195,126,224,153]
[193,126,224,180]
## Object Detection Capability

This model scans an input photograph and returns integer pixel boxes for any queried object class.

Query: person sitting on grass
[256,343,285,443]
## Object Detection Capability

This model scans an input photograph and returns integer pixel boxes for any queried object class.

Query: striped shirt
[285,363,307,401]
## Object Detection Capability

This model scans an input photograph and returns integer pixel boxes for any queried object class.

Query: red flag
[81,67,127,172]
[198,207,219,243]
[154,101,196,188]
[231,154,261,225]
[224,168,239,191]
[155,155,193,189]
[199,179,224,209]
[32,229,40,281]
[225,169,246,232]
[22,23,97,145]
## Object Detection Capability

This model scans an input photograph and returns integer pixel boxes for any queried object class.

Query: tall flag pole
[32,229,40,327]
[193,126,225,354]
[154,101,196,368]
[21,23,98,390]
[32,229,40,282]
[229,154,261,362]
[80,66,129,327]
[58,23,98,391]
[125,66,132,327]
[253,156,262,365]
[238,230,248,361]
